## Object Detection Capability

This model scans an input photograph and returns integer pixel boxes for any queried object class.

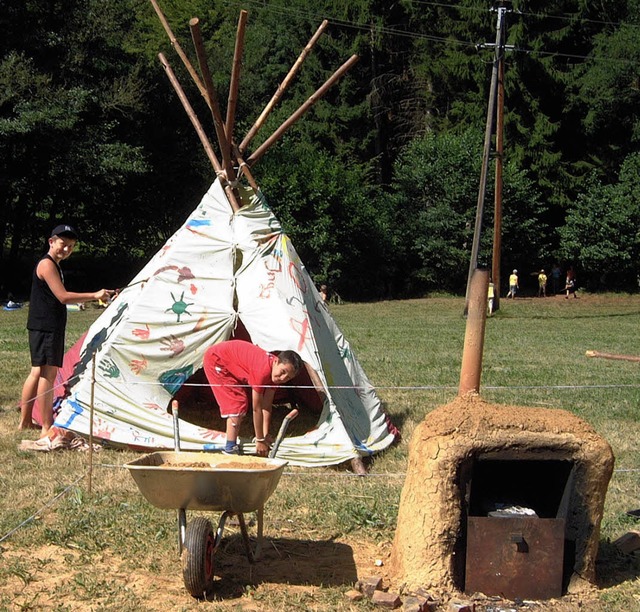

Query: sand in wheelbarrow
[160,461,275,470]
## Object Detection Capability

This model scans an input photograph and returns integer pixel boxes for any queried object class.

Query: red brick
[371,590,402,608]
[357,576,383,598]
[613,531,640,554]
[345,589,364,602]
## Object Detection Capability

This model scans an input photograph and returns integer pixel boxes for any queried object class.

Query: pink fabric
[33,333,86,425]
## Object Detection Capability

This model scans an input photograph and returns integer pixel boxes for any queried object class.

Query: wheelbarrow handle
[268,408,298,458]
[171,400,181,452]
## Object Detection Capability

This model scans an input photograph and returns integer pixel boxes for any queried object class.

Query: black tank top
[27,254,67,332]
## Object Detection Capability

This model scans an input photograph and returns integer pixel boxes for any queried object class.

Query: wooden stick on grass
[585,350,640,363]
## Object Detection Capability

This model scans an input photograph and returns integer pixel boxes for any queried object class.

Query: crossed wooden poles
[149,0,358,212]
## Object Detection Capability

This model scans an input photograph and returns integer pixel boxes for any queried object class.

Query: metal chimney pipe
[459,269,490,395]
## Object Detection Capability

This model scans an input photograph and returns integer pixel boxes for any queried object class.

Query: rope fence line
[2,377,77,415]
[0,471,87,546]
[3,380,639,415]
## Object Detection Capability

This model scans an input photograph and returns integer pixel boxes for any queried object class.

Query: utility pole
[492,9,507,312]
[464,2,509,312]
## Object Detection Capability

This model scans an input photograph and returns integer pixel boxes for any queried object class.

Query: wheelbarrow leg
[237,505,265,563]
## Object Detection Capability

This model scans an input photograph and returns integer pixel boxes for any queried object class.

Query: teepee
[53,2,398,466]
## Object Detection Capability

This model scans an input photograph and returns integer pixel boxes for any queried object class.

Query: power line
[406,0,640,30]
[216,0,640,67]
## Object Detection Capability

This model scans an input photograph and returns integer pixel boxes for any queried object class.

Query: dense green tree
[557,153,640,290]
[0,0,150,260]
[388,128,548,296]
[3,0,639,298]
[259,138,393,299]
[569,19,640,175]
[389,129,482,295]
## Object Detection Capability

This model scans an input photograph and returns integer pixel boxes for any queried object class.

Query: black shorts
[29,329,65,367]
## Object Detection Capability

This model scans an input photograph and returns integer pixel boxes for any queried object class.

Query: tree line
[1,0,639,300]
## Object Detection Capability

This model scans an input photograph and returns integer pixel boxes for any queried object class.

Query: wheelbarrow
[124,403,298,597]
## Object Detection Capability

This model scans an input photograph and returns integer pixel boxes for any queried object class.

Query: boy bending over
[203,340,302,456]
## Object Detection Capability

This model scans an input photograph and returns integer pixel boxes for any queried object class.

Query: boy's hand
[255,439,270,457]
[94,289,114,301]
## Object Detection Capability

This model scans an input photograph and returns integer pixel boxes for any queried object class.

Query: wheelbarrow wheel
[181,516,215,597]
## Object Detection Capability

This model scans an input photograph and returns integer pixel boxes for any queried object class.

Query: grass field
[1,294,639,610]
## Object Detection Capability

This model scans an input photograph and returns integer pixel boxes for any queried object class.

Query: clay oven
[388,393,614,598]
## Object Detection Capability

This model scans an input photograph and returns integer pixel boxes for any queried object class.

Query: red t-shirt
[204,340,275,393]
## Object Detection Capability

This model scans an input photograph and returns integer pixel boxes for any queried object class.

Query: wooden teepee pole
[149,0,206,100]
[235,150,261,192]
[226,10,248,146]
[159,53,241,212]
[150,0,242,209]
[189,17,236,184]
[239,20,328,155]
[247,54,359,166]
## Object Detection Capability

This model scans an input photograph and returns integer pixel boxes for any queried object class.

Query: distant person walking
[564,267,578,299]
[538,269,548,297]
[506,269,519,299]
[20,225,112,435]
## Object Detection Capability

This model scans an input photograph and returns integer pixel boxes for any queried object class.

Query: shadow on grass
[202,536,357,600]
[595,540,640,589]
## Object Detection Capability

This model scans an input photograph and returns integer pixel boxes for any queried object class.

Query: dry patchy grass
[1,294,640,610]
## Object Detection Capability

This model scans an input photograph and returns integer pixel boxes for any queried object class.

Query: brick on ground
[613,531,640,554]
[402,595,431,612]
[371,590,402,608]
[345,589,363,602]
[357,575,384,598]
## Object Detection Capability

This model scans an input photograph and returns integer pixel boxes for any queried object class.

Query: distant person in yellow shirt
[538,269,548,297]
[506,269,519,298]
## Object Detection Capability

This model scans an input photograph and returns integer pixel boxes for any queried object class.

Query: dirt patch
[0,537,604,611]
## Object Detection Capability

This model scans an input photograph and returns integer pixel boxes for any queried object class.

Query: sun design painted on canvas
[166,291,193,322]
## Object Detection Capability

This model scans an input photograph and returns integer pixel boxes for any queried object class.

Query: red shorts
[204,362,251,418]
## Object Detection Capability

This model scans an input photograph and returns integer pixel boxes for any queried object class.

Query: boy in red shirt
[203,340,302,456]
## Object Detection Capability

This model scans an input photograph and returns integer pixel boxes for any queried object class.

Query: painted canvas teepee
[52,4,398,466]
[54,179,397,466]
